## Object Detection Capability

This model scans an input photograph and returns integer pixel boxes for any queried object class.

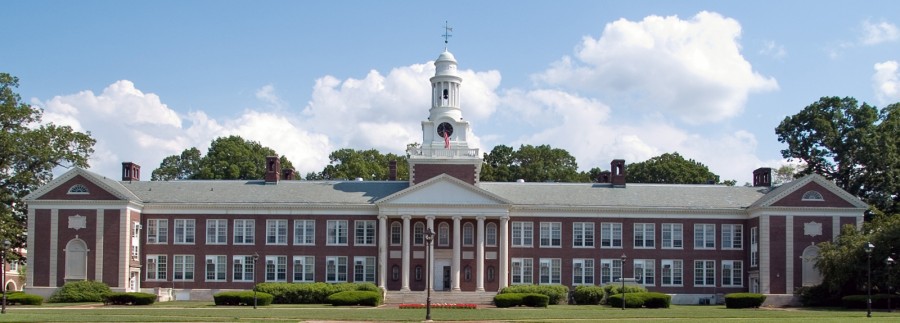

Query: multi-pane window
[463,222,474,246]
[438,222,450,246]
[205,255,227,281]
[267,220,288,245]
[232,255,255,282]
[511,222,534,247]
[694,260,716,286]
[293,256,315,282]
[390,221,402,245]
[265,256,287,282]
[147,219,168,244]
[540,222,562,247]
[694,224,716,249]
[325,256,348,282]
[572,258,595,285]
[173,255,195,281]
[633,259,655,286]
[146,255,167,280]
[511,258,533,284]
[353,256,376,282]
[722,260,743,286]
[601,223,623,248]
[573,222,594,247]
[326,220,349,245]
[206,219,227,245]
[355,220,376,246]
[661,223,683,249]
[539,258,561,284]
[661,259,683,286]
[174,219,195,244]
[600,258,623,284]
[722,224,743,249]
[486,223,497,246]
[294,220,315,245]
[634,223,655,248]
[413,222,425,245]
[234,219,255,245]
[750,226,759,267]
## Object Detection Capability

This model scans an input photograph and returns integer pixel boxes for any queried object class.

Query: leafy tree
[307,148,408,181]
[625,152,729,184]
[151,136,294,180]
[480,145,518,182]
[776,97,900,213]
[0,73,95,258]
[773,164,802,185]
[480,144,584,182]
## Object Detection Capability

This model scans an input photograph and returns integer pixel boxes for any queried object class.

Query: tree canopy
[305,148,408,181]
[1,73,96,258]
[480,144,587,182]
[151,136,294,180]
[776,96,900,213]
[625,152,733,185]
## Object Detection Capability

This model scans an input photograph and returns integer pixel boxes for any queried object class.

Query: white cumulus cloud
[860,20,900,45]
[873,60,900,104]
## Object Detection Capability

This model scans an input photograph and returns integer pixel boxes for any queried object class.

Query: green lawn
[1,303,899,322]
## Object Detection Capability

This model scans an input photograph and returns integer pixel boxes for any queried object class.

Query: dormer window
[802,190,824,201]
[67,184,89,195]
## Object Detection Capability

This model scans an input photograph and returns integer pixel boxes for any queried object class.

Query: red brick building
[24,49,866,304]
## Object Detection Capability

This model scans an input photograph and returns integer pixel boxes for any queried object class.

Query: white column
[759,215,771,294]
[452,216,462,291]
[50,209,59,287]
[785,215,794,291]
[95,209,104,282]
[476,216,485,291]
[26,208,35,289]
[401,215,411,291]
[377,215,388,290]
[498,215,509,290]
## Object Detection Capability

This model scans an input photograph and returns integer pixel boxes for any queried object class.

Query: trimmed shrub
[494,293,524,308]
[573,285,605,305]
[606,293,645,308]
[102,292,157,305]
[48,280,112,303]
[213,291,274,306]
[841,294,899,309]
[325,290,382,306]
[6,292,44,305]
[255,282,381,304]
[725,293,767,309]
[522,293,550,307]
[642,292,671,308]
[797,284,841,307]
[499,285,569,304]
[600,283,647,304]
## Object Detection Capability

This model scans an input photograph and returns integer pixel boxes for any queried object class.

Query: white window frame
[325,256,348,282]
[694,260,716,287]
[633,223,655,248]
[146,255,167,281]
[573,222,594,248]
[539,222,562,247]
[438,222,450,246]
[234,219,255,245]
[205,255,227,282]
[146,219,168,244]
[173,254,195,281]
[511,257,533,284]
[353,256,376,283]
[293,256,315,282]
[390,221,402,245]
[294,220,315,246]
[413,222,425,246]
[694,224,716,249]
[463,222,474,246]
[572,258,594,285]
[265,255,288,282]
[206,219,227,245]
[600,223,622,248]
[485,222,497,247]
[326,220,349,246]
[633,259,655,286]
[802,190,824,201]
[174,219,195,244]
[511,222,533,247]
[600,258,623,284]
[661,223,683,249]
[266,220,288,245]
[232,255,255,282]
[722,224,743,250]
[538,258,561,284]
[661,259,683,286]
[355,220,376,246]
[722,260,743,287]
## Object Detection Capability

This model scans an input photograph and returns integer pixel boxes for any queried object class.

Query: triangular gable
[377,174,510,206]
[25,168,140,202]
[750,174,868,209]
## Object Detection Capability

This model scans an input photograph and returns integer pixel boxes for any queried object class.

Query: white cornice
[748,206,865,218]
[138,203,377,215]
[26,199,142,209]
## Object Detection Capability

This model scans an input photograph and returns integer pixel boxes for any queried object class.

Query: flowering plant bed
[399,303,477,309]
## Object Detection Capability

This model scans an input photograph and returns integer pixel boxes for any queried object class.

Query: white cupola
[429,50,463,121]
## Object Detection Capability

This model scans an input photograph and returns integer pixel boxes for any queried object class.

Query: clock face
[437,122,454,137]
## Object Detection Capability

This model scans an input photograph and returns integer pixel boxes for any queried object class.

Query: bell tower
[407,25,482,185]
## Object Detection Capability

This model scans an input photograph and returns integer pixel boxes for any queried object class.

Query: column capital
[377,215,387,220]
[401,215,412,220]
[476,216,486,221]
[500,215,510,221]
[452,215,462,221]
[425,215,436,221]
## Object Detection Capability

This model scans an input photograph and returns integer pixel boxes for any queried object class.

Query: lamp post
[252,252,260,309]
[621,253,627,310]
[865,242,874,318]
[1,239,9,315]
[887,256,895,313]
[424,228,434,322]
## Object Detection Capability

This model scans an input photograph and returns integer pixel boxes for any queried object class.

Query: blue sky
[3,1,899,183]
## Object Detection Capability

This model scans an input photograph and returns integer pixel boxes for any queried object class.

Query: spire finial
[442,21,452,49]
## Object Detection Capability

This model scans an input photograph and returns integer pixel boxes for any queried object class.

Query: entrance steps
[384,290,496,305]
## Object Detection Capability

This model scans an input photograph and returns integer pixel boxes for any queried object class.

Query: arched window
[414,222,425,246]
[67,184,89,195]
[438,222,450,246]
[391,221,402,245]
[415,265,423,281]
[486,223,497,247]
[463,223,474,246]
[392,265,400,281]
[802,191,824,201]
[64,238,89,281]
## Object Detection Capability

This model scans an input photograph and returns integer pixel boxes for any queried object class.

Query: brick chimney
[597,171,611,183]
[265,156,280,184]
[611,159,626,187]
[122,162,141,181]
[282,168,295,180]
[753,167,773,187]
[388,160,397,181]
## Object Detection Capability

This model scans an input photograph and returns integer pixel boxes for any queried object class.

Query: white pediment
[377,174,509,206]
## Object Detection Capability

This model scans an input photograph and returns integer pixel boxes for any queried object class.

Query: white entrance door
[434,259,451,291]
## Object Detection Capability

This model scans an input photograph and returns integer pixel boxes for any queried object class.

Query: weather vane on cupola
[442,20,452,50]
